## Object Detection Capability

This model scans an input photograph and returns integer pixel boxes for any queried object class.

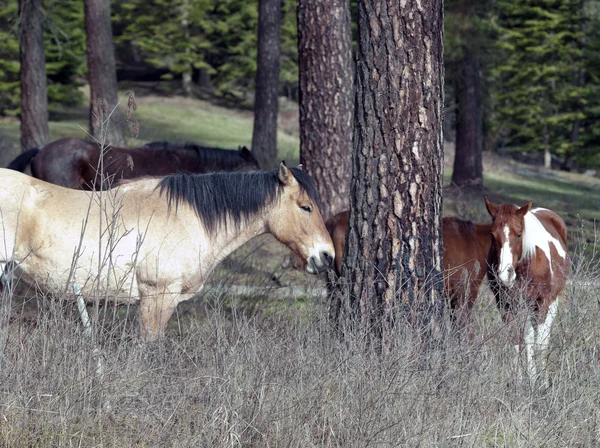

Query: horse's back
[531,208,568,248]
[443,217,491,304]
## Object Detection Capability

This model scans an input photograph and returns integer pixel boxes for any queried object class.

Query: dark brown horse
[289,210,491,331]
[6,137,260,190]
[485,198,569,387]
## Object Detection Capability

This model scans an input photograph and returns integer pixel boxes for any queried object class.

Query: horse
[288,210,491,331]
[0,162,334,340]
[6,137,260,190]
[484,197,569,387]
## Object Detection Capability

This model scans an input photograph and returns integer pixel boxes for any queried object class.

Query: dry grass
[0,232,598,447]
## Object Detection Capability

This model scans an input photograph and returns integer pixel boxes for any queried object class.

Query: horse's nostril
[321,251,333,267]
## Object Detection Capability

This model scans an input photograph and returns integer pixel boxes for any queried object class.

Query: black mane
[145,141,256,169]
[157,167,319,233]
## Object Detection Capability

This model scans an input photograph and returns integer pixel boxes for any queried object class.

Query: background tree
[19,0,49,150]
[445,0,488,189]
[297,0,354,219]
[114,0,212,97]
[251,0,281,169]
[334,0,445,341]
[84,0,125,145]
[492,0,586,168]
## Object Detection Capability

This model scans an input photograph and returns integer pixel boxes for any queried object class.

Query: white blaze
[498,225,516,285]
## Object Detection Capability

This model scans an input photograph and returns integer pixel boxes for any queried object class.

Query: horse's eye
[300,205,312,213]
[516,233,522,240]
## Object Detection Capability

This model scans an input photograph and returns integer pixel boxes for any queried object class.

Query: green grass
[0,89,300,167]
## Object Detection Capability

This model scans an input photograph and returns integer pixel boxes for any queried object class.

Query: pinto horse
[485,197,569,387]
[6,137,260,190]
[289,210,491,330]
[0,163,334,340]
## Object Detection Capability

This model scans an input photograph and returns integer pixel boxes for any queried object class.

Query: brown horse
[6,137,260,190]
[289,210,491,330]
[0,163,334,340]
[485,198,569,387]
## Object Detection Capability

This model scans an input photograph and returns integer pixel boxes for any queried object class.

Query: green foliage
[0,0,86,115]
[0,0,20,115]
[44,0,86,107]
[491,0,600,166]
[204,0,258,96]
[113,0,213,78]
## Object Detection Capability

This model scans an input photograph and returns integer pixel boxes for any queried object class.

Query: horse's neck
[475,223,492,260]
[203,216,268,269]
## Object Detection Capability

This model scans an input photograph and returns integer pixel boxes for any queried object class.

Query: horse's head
[268,162,334,274]
[237,146,261,171]
[485,197,532,288]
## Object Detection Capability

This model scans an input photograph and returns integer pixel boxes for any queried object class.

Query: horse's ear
[278,161,297,186]
[484,196,497,219]
[516,200,533,218]
[238,145,251,158]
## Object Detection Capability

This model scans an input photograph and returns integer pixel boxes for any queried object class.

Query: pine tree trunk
[297,0,353,219]
[251,0,282,170]
[84,0,125,146]
[451,47,483,189]
[332,0,445,343]
[19,0,49,151]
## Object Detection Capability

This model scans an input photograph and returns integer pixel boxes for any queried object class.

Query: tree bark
[19,0,49,151]
[297,0,354,219]
[251,0,282,170]
[333,0,445,343]
[84,0,125,146]
[451,46,483,188]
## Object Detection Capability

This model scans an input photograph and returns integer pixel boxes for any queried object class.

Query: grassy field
[0,88,301,168]
[0,90,599,446]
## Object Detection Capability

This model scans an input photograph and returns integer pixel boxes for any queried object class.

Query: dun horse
[0,163,334,340]
[6,137,260,190]
[289,210,491,330]
[485,197,569,387]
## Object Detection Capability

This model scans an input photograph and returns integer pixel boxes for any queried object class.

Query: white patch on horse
[521,209,567,279]
[499,225,515,285]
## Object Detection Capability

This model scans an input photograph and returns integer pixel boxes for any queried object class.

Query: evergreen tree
[114,0,212,95]
[0,0,20,115]
[0,0,85,115]
[493,0,587,167]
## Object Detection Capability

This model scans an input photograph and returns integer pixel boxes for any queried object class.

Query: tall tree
[19,0,49,150]
[297,0,354,219]
[251,0,282,169]
[333,0,445,341]
[446,0,486,189]
[84,0,125,145]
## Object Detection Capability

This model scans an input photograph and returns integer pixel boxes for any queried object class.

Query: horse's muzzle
[306,251,334,274]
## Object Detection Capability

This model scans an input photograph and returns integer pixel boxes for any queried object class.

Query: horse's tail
[6,147,40,172]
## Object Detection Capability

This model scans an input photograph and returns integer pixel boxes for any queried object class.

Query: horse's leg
[535,298,558,389]
[524,313,537,385]
[138,295,178,341]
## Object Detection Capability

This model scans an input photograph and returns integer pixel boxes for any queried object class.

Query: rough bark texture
[451,47,483,188]
[297,0,354,219]
[19,0,49,151]
[333,0,445,341]
[84,0,125,146]
[251,0,282,170]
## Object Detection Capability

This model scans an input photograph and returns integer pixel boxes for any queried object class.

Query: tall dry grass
[0,231,598,447]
